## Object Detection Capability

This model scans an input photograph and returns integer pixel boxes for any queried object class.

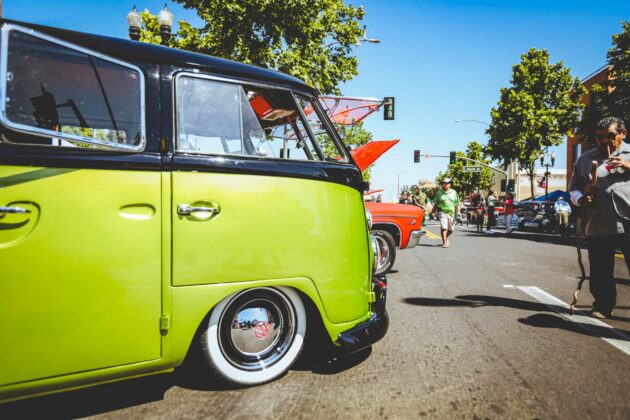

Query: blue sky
[5,1,628,200]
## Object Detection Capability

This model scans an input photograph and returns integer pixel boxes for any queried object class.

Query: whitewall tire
[200,286,306,386]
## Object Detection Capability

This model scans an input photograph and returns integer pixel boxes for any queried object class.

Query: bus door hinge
[160,315,170,333]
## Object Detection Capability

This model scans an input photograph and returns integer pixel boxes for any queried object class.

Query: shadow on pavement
[402,295,550,312]
[462,231,581,247]
[519,313,630,340]
[0,373,175,418]
[293,346,372,375]
[0,342,367,418]
[405,295,630,321]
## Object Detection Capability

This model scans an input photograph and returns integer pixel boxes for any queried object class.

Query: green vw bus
[0,19,387,402]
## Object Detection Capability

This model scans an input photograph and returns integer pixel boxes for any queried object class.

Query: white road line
[503,285,515,289]
[517,286,630,356]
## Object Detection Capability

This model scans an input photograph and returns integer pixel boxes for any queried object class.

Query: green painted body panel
[0,166,372,402]
[172,172,371,323]
[170,278,372,365]
[0,166,163,387]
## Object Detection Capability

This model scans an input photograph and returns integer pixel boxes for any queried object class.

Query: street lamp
[357,25,382,45]
[325,25,381,49]
[127,5,142,41]
[539,149,556,201]
[158,4,174,46]
[453,119,490,126]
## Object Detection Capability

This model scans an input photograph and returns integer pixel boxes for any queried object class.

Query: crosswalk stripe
[516,286,630,356]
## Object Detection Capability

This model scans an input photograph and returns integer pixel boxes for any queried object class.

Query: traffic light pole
[422,152,513,194]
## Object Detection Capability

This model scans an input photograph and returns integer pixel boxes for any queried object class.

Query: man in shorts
[434,178,460,248]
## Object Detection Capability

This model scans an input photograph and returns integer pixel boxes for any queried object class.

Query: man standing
[553,196,571,234]
[412,184,429,226]
[504,192,515,235]
[570,117,630,319]
[486,190,497,234]
[434,178,460,248]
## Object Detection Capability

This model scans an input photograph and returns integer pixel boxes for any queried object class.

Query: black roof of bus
[0,18,316,94]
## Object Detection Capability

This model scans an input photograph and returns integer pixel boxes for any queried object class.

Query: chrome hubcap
[218,288,296,371]
[230,301,283,355]
[374,235,391,272]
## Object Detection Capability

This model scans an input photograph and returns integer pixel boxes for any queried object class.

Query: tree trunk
[525,163,535,199]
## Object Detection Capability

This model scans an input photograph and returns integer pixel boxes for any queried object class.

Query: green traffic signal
[449,151,457,164]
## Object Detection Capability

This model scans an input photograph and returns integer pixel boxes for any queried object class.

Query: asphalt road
[2,223,629,419]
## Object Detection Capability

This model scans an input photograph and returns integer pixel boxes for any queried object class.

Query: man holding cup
[569,117,630,319]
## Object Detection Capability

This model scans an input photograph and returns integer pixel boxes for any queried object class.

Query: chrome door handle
[0,206,31,214]
[177,204,219,216]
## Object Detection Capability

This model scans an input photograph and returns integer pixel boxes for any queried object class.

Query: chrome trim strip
[0,23,146,152]
[374,214,420,219]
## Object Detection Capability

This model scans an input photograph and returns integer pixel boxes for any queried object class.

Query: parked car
[516,201,558,233]
[0,19,388,402]
[366,202,425,274]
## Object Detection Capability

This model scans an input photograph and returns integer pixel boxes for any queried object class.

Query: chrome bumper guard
[405,229,426,249]
[337,274,389,354]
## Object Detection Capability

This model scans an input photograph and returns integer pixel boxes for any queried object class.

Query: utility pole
[395,171,405,198]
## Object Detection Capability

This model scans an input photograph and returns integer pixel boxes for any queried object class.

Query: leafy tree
[580,21,629,140]
[444,141,495,197]
[139,0,366,94]
[486,49,586,198]
[608,21,630,124]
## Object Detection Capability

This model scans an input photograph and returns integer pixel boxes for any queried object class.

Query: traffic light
[383,97,395,120]
[500,179,506,192]
[414,150,421,163]
[507,179,515,193]
[449,151,457,164]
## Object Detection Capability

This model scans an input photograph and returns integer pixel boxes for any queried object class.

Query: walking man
[434,178,460,248]
[569,117,630,319]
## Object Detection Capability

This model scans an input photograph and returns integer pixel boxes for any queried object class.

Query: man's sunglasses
[595,131,619,141]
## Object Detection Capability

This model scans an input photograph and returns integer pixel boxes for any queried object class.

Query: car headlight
[365,209,373,230]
